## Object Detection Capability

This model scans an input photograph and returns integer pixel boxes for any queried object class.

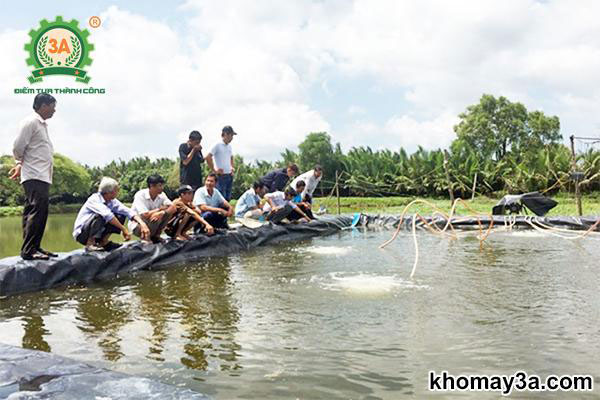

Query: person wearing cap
[165,185,214,240]
[73,177,150,251]
[129,174,177,243]
[205,125,236,201]
[290,164,323,205]
[261,163,299,193]
[235,181,267,219]
[10,93,58,261]
[193,173,234,229]
[179,130,205,191]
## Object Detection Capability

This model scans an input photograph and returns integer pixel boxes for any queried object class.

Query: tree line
[1,94,597,208]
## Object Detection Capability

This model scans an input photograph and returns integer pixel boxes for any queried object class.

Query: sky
[1,0,600,166]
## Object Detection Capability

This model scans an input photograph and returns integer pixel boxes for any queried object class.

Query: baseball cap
[222,125,238,135]
[177,185,194,196]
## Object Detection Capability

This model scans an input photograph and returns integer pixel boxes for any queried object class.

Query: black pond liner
[0,343,209,399]
[2,214,598,297]
[0,216,353,297]
[355,213,600,231]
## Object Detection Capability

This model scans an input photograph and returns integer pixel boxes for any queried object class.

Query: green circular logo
[24,16,94,83]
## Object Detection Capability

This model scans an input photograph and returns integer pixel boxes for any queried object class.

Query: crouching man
[129,174,177,243]
[73,177,150,251]
[264,188,311,224]
[165,185,215,240]
[235,181,267,220]
[193,173,233,230]
[292,180,315,220]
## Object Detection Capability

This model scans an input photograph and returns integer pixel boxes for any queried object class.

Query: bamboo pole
[471,172,478,201]
[443,150,455,204]
[570,135,583,216]
[335,170,341,215]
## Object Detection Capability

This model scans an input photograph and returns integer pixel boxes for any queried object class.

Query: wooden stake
[471,172,478,201]
[443,150,455,204]
[570,135,583,216]
[335,170,341,215]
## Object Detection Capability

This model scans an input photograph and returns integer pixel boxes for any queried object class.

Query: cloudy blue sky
[1,0,600,165]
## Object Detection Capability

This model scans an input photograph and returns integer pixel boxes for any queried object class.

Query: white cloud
[0,6,329,165]
[342,112,459,153]
[3,1,600,167]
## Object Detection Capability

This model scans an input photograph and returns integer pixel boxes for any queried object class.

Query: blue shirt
[235,188,260,217]
[193,186,226,208]
[73,192,136,239]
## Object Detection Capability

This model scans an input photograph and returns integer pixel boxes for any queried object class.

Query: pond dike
[0,343,209,399]
[356,213,600,231]
[0,216,353,297]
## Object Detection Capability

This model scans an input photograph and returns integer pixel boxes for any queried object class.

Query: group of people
[9,93,324,260]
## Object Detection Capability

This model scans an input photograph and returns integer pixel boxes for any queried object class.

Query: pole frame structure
[570,134,583,216]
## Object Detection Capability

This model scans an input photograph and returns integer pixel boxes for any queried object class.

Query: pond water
[0,214,81,258]
[1,221,600,398]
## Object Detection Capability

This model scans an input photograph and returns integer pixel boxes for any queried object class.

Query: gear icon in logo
[24,16,94,83]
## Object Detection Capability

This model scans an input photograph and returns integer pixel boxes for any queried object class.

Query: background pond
[0,222,600,399]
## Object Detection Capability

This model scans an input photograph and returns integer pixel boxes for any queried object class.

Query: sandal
[22,251,50,261]
[38,248,58,257]
[85,244,105,252]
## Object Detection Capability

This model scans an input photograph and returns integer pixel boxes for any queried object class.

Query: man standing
[205,125,236,201]
[9,93,57,261]
[261,163,299,193]
[290,164,323,203]
[179,130,204,191]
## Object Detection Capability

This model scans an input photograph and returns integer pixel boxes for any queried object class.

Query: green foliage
[297,132,343,183]
[0,155,25,208]
[50,153,92,202]
[3,93,599,208]
[86,157,177,202]
[454,94,561,160]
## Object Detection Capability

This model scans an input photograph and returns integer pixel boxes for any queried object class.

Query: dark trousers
[216,173,233,201]
[266,204,294,224]
[290,204,314,220]
[200,211,229,229]
[75,214,125,245]
[21,179,50,257]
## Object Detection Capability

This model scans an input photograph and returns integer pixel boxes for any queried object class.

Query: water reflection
[21,314,50,352]
[0,257,243,375]
[173,258,241,374]
[75,289,132,361]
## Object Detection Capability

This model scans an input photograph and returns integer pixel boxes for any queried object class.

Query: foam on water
[502,230,552,238]
[302,246,353,256]
[318,273,430,294]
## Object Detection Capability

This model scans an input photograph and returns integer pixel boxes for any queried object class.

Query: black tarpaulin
[492,192,558,216]
[0,216,353,297]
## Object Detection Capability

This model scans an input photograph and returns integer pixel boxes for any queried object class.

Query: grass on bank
[2,193,600,218]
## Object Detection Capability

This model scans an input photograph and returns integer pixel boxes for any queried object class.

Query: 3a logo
[25,16,94,84]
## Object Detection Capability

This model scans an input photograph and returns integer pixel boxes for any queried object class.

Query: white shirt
[128,188,172,230]
[13,112,54,184]
[73,193,135,239]
[263,191,298,213]
[210,142,233,174]
[291,170,322,198]
[193,186,226,208]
